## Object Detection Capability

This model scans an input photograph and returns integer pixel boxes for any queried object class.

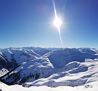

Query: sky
[0,0,98,48]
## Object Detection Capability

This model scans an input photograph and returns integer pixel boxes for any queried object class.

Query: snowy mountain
[24,61,98,87]
[0,81,98,91]
[0,47,98,87]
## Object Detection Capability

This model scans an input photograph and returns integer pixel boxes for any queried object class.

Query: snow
[0,68,9,77]
[0,47,98,88]
[0,81,98,91]
[24,61,98,87]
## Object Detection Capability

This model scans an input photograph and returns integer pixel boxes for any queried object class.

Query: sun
[53,15,63,48]
[53,15,62,30]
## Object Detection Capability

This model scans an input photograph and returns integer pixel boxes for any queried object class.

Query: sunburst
[52,0,63,48]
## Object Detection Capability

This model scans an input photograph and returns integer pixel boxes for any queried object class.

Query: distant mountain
[44,48,98,68]
[0,47,98,87]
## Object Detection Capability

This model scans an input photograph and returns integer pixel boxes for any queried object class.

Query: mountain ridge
[0,47,98,87]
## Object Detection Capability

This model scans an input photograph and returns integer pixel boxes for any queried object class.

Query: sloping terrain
[24,61,98,87]
[0,47,98,87]
[0,81,98,91]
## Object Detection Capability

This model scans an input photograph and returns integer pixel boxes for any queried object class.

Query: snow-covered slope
[0,47,98,87]
[46,48,98,68]
[0,81,98,91]
[1,58,54,85]
[24,61,98,87]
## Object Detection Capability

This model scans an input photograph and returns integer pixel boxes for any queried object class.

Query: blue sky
[0,0,98,48]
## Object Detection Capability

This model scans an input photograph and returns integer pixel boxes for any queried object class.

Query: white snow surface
[24,61,98,87]
[0,47,98,89]
[0,68,9,77]
[0,81,98,91]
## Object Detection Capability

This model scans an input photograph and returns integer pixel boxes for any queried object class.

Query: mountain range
[0,47,98,87]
